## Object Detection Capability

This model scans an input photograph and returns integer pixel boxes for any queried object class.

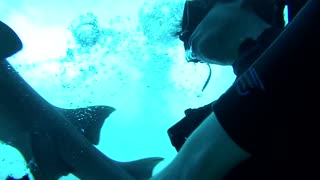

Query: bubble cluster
[138,0,184,45]
[69,12,101,48]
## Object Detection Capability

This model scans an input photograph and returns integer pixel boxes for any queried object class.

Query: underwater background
[0,0,237,179]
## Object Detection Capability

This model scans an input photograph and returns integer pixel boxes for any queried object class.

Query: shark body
[0,21,162,180]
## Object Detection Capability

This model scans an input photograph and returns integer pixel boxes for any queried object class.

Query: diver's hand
[116,157,164,180]
[167,102,214,151]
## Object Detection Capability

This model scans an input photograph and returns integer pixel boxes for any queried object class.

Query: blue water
[0,0,236,179]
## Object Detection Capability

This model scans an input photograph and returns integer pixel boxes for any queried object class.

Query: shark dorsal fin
[0,21,23,59]
[58,106,115,145]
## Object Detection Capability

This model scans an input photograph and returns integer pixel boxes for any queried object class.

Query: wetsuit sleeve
[212,0,319,159]
[211,66,288,158]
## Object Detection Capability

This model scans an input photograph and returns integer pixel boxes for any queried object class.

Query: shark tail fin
[58,105,116,145]
[118,157,164,180]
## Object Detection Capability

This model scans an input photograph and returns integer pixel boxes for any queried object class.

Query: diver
[1,0,316,179]
[152,0,315,179]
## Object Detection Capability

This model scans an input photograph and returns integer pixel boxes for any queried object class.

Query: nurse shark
[0,21,162,180]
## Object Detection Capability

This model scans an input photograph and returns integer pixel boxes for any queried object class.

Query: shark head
[0,21,163,180]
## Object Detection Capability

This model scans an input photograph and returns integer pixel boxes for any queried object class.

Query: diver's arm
[151,112,251,180]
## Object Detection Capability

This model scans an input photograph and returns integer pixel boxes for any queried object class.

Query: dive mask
[179,1,211,53]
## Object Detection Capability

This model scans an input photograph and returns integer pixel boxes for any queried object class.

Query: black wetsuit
[213,0,318,179]
[168,0,317,179]
[218,28,286,179]
[169,26,284,180]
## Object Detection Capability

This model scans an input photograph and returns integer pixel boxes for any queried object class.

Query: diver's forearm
[152,112,251,180]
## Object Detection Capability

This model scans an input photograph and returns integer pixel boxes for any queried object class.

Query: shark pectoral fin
[0,21,23,59]
[30,132,73,180]
[117,157,164,180]
[58,105,116,145]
